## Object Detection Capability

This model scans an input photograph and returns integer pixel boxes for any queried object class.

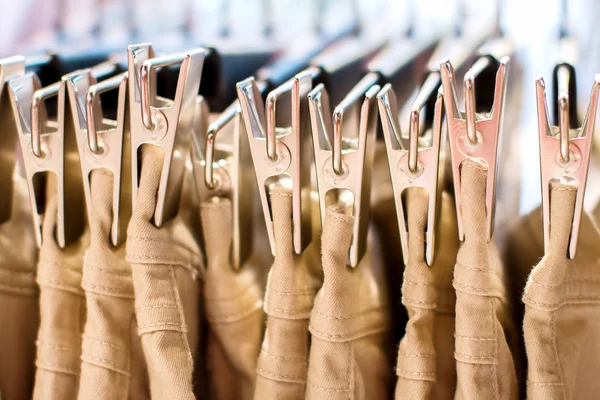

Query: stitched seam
[531,382,565,386]
[398,352,435,358]
[36,341,76,351]
[36,360,79,375]
[314,306,387,321]
[455,354,495,360]
[81,354,130,375]
[266,307,312,315]
[84,283,130,294]
[138,321,185,329]
[328,213,353,224]
[455,334,496,341]
[307,383,350,392]
[268,288,317,296]
[86,265,131,277]
[127,236,172,244]
[310,325,386,340]
[84,336,126,351]
[170,266,194,370]
[260,349,304,362]
[551,312,567,398]
[256,368,305,381]
[403,279,429,287]
[523,295,600,307]
[397,370,436,378]
[137,304,178,311]
[454,282,503,295]
[206,305,262,323]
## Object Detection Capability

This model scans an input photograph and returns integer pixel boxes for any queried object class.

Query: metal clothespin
[8,72,85,247]
[308,74,380,267]
[536,72,600,259]
[236,73,313,256]
[377,78,444,266]
[0,56,26,224]
[127,44,205,226]
[190,96,254,269]
[66,69,130,247]
[440,46,510,242]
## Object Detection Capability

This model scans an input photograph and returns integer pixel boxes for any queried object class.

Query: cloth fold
[200,198,265,400]
[253,186,323,400]
[78,169,149,399]
[306,207,391,400]
[394,190,459,399]
[0,176,39,400]
[33,195,88,399]
[452,160,518,400]
[126,146,203,399]
[522,183,600,399]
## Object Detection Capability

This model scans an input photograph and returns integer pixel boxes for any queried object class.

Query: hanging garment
[452,160,518,400]
[77,169,149,399]
[305,206,392,400]
[253,186,322,400]
[0,176,39,400]
[520,183,600,399]
[201,197,266,400]
[394,190,459,399]
[33,195,89,399]
[126,146,203,399]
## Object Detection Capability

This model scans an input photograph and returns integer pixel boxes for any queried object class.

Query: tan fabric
[0,176,39,400]
[200,198,264,400]
[33,196,89,399]
[522,183,600,399]
[78,170,149,399]
[126,146,203,399]
[453,160,518,400]
[306,207,391,400]
[394,190,458,399]
[252,186,322,400]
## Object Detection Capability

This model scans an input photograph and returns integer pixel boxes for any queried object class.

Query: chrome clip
[536,73,600,259]
[440,54,510,241]
[66,70,131,246]
[190,97,254,270]
[128,44,205,226]
[377,75,444,266]
[236,74,313,255]
[8,73,85,247]
[308,74,380,267]
[0,56,26,224]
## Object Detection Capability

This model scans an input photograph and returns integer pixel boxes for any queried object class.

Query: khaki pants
[0,177,39,400]
[126,147,203,399]
[78,170,149,399]
[394,190,459,399]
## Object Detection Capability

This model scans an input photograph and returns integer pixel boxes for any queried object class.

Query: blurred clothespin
[307,76,380,267]
[65,69,130,246]
[127,44,205,226]
[536,71,600,259]
[0,56,26,225]
[440,39,510,242]
[6,63,116,247]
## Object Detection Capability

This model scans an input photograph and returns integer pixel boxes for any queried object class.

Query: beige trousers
[0,177,39,400]
[453,161,518,400]
[394,190,459,399]
[126,146,203,399]
[78,170,149,399]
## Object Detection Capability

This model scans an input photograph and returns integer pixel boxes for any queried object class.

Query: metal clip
[8,72,85,247]
[377,74,444,266]
[307,73,380,267]
[0,56,26,224]
[440,54,510,241]
[128,44,205,226]
[66,70,131,247]
[536,74,600,259]
[236,73,313,255]
[190,97,254,269]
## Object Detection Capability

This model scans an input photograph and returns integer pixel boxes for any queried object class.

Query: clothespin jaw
[440,54,510,242]
[8,72,85,248]
[377,75,444,267]
[128,44,206,226]
[66,70,130,247]
[307,73,380,268]
[236,74,313,256]
[0,56,26,224]
[536,74,600,259]
[190,97,254,270]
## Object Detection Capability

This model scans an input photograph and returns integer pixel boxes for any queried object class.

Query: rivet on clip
[377,74,444,266]
[236,74,313,256]
[8,72,85,247]
[190,97,254,270]
[440,53,510,241]
[307,74,380,267]
[0,56,26,224]
[536,72,600,259]
[66,70,131,247]
[128,44,205,226]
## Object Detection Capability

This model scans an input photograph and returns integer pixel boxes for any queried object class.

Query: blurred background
[1,0,599,214]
